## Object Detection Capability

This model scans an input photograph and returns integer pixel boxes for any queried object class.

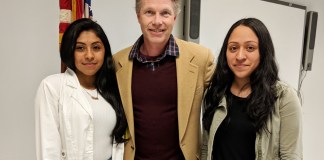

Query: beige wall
[0,0,59,159]
[287,0,324,160]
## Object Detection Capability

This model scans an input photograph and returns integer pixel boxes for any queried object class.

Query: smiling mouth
[234,64,248,67]
[149,29,165,32]
[83,63,97,66]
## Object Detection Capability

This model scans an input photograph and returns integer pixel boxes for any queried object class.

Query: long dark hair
[203,18,279,133]
[60,18,127,143]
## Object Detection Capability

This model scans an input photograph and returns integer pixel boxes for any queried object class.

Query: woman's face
[226,25,260,83]
[74,30,105,80]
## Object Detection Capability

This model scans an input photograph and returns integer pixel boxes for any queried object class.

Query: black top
[212,92,256,160]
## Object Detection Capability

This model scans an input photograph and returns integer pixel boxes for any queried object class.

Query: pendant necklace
[83,88,99,100]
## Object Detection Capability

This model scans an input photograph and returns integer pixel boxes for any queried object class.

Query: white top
[35,68,124,160]
[82,88,117,160]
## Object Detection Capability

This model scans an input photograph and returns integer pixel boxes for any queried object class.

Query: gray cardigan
[201,81,303,160]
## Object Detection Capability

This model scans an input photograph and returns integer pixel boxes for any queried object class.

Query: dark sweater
[132,56,185,160]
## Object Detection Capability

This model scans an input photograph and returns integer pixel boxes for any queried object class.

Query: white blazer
[35,68,124,160]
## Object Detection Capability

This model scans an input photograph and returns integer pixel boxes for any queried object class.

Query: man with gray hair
[114,0,215,159]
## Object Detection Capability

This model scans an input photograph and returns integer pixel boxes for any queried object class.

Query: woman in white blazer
[35,18,127,160]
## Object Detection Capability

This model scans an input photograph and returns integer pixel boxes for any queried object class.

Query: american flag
[84,0,93,19]
[59,0,93,72]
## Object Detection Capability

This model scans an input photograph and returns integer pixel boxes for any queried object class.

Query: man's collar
[129,34,179,61]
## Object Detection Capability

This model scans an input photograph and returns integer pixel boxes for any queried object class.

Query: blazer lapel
[115,55,135,145]
[176,42,199,142]
[71,88,94,119]
[65,69,93,119]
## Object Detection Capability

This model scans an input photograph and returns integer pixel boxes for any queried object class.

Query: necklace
[83,88,99,100]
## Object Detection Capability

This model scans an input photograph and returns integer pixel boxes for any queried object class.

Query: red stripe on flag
[75,0,84,19]
[59,23,70,33]
[60,0,71,10]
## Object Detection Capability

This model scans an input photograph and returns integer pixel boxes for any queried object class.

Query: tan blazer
[113,38,215,160]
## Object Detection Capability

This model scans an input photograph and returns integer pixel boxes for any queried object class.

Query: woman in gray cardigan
[201,18,302,160]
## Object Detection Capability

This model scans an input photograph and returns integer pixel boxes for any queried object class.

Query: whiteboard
[199,0,306,90]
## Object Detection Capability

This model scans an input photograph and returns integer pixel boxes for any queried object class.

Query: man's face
[137,0,177,46]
